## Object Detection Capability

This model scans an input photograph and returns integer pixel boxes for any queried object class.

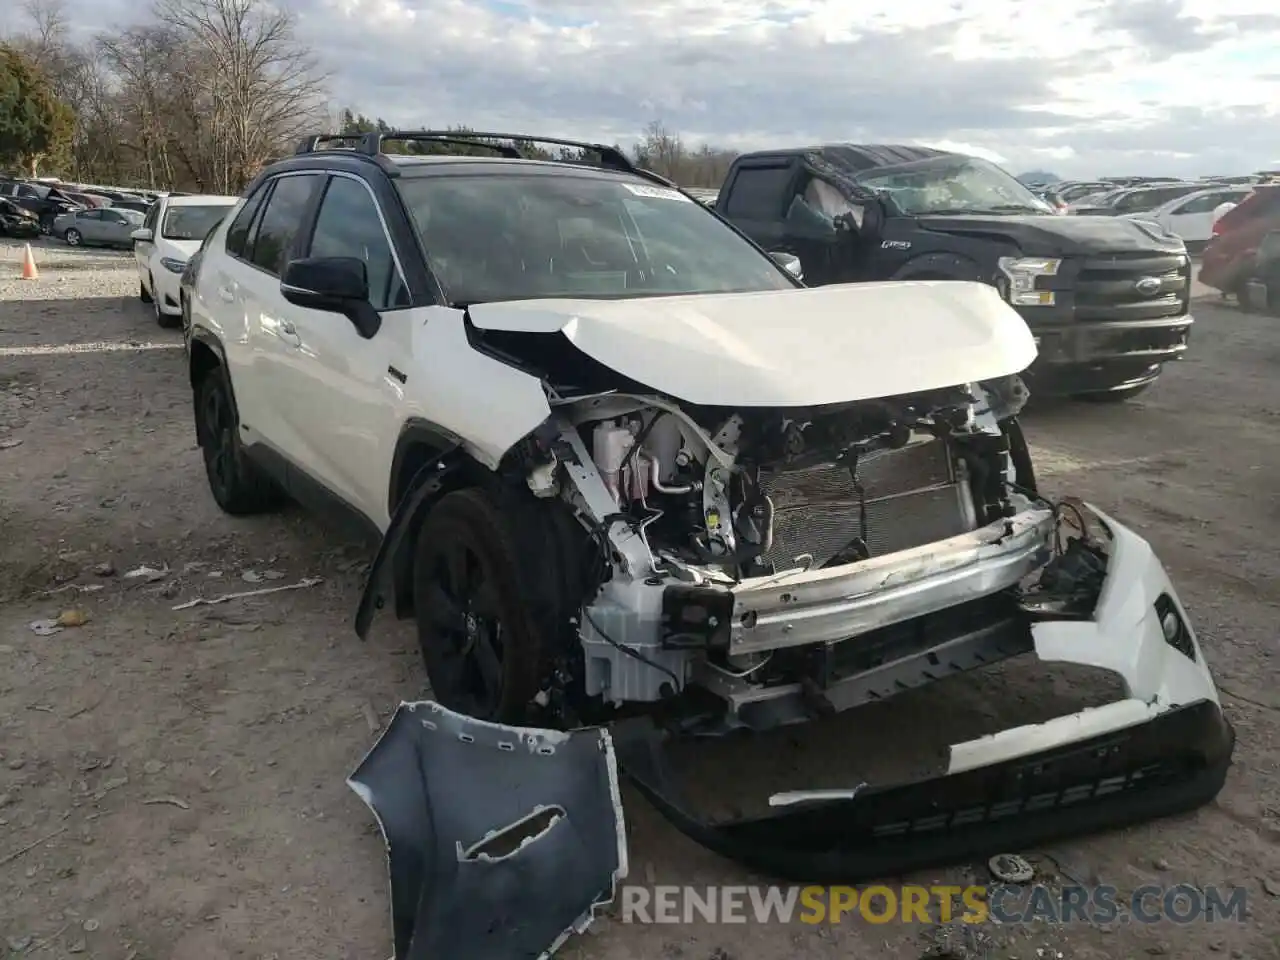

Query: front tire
[193,364,283,515]
[412,488,548,723]
[140,278,153,303]
[152,276,178,328]
[64,228,81,246]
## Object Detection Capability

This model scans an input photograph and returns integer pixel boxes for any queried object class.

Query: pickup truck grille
[1073,253,1191,322]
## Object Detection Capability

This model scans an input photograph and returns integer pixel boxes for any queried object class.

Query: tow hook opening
[459,805,567,862]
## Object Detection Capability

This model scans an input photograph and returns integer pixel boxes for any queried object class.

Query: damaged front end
[529,374,1050,731]
[498,375,1234,880]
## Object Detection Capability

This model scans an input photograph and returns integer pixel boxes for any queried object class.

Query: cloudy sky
[5,0,1280,179]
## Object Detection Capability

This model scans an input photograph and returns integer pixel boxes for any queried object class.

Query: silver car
[53,207,145,248]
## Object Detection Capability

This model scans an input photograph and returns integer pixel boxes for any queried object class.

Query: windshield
[394,174,796,305]
[853,156,1048,216]
[162,204,233,241]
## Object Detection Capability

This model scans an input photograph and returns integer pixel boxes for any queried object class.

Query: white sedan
[133,193,239,327]
[1124,185,1255,249]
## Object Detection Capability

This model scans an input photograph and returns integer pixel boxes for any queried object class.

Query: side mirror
[784,195,839,239]
[769,251,804,280]
[131,228,153,242]
[280,256,381,339]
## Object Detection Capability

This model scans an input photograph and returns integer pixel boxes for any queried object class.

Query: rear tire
[193,363,283,515]
[412,488,548,724]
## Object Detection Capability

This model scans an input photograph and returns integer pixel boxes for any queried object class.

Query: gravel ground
[1,239,1277,960]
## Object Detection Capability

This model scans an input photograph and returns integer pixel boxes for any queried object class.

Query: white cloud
[4,0,1279,179]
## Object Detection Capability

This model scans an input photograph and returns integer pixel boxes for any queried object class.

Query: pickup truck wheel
[194,365,283,515]
[412,488,544,723]
[1076,382,1152,403]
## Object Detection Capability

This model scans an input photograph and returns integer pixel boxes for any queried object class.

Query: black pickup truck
[714,145,1194,401]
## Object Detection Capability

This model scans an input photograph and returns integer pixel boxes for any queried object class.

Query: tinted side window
[723,165,793,219]
[249,175,321,275]
[225,190,267,259]
[306,176,408,310]
[143,203,159,231]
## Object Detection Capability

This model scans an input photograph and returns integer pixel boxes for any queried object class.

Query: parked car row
[0,173,173,238]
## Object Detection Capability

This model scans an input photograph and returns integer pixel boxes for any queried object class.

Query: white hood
[163,238,202,258]
[467,280,1037,407]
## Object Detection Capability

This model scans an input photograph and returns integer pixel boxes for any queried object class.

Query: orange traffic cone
[20,244,38,281]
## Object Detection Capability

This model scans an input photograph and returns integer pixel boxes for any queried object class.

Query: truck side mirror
[768,251,804,279]
[784,195,839,239]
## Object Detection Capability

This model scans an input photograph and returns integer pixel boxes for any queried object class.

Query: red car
[1199,185,1280,297]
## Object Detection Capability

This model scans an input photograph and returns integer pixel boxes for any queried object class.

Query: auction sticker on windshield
[624,184,693,202]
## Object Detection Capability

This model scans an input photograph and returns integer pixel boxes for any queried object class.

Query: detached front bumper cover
[349,702,628,960]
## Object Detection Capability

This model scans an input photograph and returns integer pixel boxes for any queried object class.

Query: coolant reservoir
[643,413,682,483]
[592,422,634,503]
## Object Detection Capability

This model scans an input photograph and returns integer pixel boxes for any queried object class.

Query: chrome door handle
[280,320,297,336]
[218,286,235,302]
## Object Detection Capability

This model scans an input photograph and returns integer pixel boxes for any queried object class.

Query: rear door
[99,208,133,245]
[74,209,104,241]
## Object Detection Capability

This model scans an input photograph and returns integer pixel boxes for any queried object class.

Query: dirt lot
[1,239,1277,960]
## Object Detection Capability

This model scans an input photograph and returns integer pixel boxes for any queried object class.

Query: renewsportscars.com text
[620,883,1248,926]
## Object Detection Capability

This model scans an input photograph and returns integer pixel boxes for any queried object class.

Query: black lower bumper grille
[619,699,1235,883]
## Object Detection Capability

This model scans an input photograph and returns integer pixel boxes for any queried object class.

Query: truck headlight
[997,256,1061,306]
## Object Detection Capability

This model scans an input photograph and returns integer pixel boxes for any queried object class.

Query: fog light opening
[1154,593,1196,662]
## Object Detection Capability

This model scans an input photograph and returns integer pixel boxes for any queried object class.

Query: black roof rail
[295,134,365,155]
[294,129,641,175]
[375,131,639,173]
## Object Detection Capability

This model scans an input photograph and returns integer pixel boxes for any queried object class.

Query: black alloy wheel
[412,489,544,723]
[194,366,281,515]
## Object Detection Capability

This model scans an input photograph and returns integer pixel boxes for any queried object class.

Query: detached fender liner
[355,452,462,639]
[349,701,627,960]
[615,699,1233,884]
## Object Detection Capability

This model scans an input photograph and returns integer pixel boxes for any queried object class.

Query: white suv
[133,193,238,326]
[184,131,1231,864]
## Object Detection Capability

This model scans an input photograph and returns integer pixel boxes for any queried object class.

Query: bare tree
[21,0,67,51]
[156,0,329,191]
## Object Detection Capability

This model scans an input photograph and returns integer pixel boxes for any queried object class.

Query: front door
[136,203,159,278]
[260,173,413,521]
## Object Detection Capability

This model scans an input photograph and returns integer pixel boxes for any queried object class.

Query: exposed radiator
[758,435,976,570]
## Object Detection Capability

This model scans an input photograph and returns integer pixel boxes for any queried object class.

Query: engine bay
[561,376,1031,582]
[503,374,1050,730]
